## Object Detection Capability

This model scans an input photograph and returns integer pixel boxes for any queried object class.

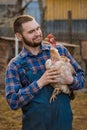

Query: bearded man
[5,15,85,130]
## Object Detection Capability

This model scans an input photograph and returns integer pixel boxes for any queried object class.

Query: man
[5,15,85,130]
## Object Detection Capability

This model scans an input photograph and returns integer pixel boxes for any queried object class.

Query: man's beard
[22,35,42,47]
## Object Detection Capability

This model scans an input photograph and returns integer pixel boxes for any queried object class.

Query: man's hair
[14,15,34,34]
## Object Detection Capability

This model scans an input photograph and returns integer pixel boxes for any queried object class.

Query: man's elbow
[6,95,20,110]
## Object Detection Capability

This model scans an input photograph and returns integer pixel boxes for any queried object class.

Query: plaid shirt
[5,43,85,110]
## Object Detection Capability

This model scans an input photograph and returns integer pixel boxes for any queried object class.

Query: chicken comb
[46,33,54,38]
[45,33,57,47]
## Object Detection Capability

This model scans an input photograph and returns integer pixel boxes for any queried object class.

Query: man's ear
[15,33,22,41]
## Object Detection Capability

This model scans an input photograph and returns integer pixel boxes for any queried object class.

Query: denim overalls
[18,55,73,130]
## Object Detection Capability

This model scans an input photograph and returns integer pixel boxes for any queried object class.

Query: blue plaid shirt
[5,43,85,110]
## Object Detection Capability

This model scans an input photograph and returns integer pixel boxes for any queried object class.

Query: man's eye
[37,27,40,30]
[29,30,34,33]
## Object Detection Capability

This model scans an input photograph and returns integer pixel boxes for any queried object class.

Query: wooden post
[15,35,19,56]
[68,10,72,44]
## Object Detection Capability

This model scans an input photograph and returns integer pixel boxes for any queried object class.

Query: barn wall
[44,0,87,41]
[45,0,87,20]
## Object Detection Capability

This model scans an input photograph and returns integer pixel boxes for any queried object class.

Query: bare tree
[16,0,33,15]
[2,0,33,17]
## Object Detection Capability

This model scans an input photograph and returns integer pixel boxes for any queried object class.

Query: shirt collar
[20,43,50,58]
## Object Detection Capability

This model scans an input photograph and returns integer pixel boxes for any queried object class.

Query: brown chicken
[44,34,75,103]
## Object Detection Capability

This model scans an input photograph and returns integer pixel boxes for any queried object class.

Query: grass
[0,91,87,130]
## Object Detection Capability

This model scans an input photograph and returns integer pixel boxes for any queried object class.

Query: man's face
[20,20,43,47]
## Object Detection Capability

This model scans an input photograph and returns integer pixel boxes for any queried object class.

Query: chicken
[44,34,75,103]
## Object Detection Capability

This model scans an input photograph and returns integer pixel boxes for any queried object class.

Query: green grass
[0,91,87,130]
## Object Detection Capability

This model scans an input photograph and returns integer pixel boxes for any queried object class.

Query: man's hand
[37,68,61,89]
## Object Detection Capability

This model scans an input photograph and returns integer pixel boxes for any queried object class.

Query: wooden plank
[81,41,87,60]
[57,42,79,48]
[0,36,79,49]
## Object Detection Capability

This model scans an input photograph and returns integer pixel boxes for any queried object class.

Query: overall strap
[18,55,29,72]
[17,55,42,84]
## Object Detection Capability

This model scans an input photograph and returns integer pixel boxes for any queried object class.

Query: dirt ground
[0,90,87,130]
[71,90,87,130]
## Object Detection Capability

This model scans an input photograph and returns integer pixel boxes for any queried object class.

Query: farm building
[44,0,87,41]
